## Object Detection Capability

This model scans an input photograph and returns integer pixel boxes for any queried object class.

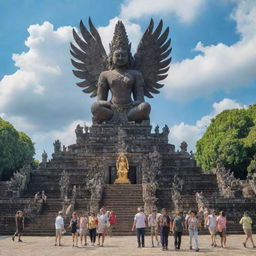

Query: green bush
[195,105,256,179]
[0,118,35,180]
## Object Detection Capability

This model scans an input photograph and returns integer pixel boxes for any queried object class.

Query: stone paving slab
[0,235,256,256]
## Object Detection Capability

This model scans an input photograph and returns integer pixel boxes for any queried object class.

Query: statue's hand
[98,100,112,108]
[132,100,143,106]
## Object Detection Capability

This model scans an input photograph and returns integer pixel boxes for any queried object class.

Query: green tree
[0,118,35,180]
[195,105,256,179]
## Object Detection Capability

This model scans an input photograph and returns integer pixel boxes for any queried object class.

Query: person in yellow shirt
[88,212,98,246]
[239,211,256,248]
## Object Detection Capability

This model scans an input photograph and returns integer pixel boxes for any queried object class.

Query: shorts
[208,227,216,235]
[218,229,226,237]
[150,226,156,234]
[243,228,252,236]
[56,229,62,236]
[80,228,87,235]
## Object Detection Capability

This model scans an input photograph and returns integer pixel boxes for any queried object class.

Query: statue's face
[120,157,125,162]
[113,49,128,67]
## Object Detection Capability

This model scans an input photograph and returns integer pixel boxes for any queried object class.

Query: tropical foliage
[195,105,256,179]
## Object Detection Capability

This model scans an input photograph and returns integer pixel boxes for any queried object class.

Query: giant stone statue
[71,18,171,124]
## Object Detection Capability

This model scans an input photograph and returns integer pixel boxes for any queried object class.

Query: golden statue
[114,153,131,184]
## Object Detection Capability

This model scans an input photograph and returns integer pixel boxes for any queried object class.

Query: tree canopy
[195,105,256,179]
[0,118,35,180]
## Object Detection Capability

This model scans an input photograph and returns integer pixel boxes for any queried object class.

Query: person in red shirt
[109,210,117,237]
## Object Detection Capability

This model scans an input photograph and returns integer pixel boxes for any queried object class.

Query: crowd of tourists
[132,207,256,251]
[55,208,116,247]
[11,206,256,251]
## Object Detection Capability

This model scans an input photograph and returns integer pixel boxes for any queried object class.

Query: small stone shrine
[1,18,256,236]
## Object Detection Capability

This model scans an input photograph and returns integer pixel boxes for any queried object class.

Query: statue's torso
[104,69,137,105]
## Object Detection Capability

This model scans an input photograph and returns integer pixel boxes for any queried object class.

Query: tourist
[97,208,109,247]
[239,211,256,248]
[216,211,227,248]
[148,209,159,247]
[186,210,200,252]
[158,208,172,251]
[205,210,217,247]
[54,211,64,246]
[42,190,47,202]
[34,192,40,202]
[109,210,117,237]
[79,212,88,246]
[88,212,98,246]
[172,210,185,250]
[132,207,147,248]
[197,210,204,229]
[69,212,79,247]
[12,210,24,242]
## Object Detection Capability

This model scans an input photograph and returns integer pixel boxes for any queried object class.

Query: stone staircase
[102,184,144,236]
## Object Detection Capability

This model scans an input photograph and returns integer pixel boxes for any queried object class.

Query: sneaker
[54,243,57,246]
[190,245,193,250]
[18,239,23,242]
[12,237,14,242]
[243,242,246,248]
[195,248,200,252]
[152,244,155,248]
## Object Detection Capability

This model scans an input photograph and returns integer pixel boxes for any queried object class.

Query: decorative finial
[109,21,131,56]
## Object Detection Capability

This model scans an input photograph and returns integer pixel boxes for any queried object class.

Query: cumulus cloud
[0,21,91,133]
[120,0,205,23]
[169,98,245,151]
[0,21,94,158]
[164,0,256,101]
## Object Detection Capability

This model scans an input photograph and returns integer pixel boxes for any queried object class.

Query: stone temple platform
[1,122,256,236]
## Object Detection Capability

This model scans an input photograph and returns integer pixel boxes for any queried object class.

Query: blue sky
[0,0,256,160]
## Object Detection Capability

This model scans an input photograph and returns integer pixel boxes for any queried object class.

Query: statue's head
[108,21,134,69]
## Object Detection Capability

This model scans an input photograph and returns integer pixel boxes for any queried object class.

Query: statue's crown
[109,21,131,55]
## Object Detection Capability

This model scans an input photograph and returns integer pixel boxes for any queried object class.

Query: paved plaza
[0,235,255,256]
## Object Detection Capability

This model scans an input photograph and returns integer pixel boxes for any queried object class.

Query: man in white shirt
[205,210,217,247]
[55,211,64,246]
[132,207,147,248]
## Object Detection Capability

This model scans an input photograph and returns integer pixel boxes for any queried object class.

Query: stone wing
[70,18,107,97]
[134,19,172,98]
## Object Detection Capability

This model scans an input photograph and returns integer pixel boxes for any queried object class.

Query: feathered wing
[134,19,172,98]
[70,18,107,97]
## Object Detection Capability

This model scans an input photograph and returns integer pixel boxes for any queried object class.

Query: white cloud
[120,0,205,23]
[164,0,256,101]
[169,98,245,151]
[98,17,142,53]
[0,21,95,159]
[33,119,91,159]
[0,21,92,133]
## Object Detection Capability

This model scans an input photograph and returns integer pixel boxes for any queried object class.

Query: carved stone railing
[141,150,161,214]
[23,199,43,220]
[62,185,77,219]
[85,159,105,213]
[59,169,70,199]
[170,175,184,211]
[195,192,210,212]
[211,163,242,198]
[8,164,32,198]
